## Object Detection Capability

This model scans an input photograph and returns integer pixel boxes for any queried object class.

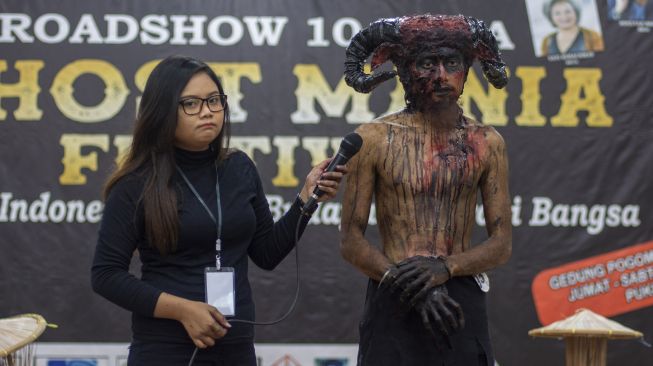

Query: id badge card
[205,267,235,316]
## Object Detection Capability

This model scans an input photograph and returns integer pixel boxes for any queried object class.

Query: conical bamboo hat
[0,314,47,357]
[529,308,643,340]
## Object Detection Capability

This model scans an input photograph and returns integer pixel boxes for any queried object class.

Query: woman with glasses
[91,55,346,365]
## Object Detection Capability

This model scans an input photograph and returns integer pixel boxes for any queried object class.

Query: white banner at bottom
[32,343,358,366]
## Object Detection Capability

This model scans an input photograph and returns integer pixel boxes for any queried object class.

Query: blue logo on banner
[315,359,348,366]
[47,360,98,366]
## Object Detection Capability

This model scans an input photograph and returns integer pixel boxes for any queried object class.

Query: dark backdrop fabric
[1,1,651,365]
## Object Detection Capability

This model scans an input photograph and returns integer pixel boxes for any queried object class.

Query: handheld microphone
[302,132,363,215]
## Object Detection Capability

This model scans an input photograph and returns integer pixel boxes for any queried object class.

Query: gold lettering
[134,60,160,111]
[50,59,129,123]
[302,137,330,165]
[382,78,405,117]
[59,134,109,185]
[272,136,299,187]
[230,136,271,162]
[113,134,133,167]
[208,63,261,123]
[329,137,340,154]
[297,136,343,170]
[0,60,44,120]
[515,66,547,126]
[551,68,613,127]
[459,68,509,125]
[291,64,374,124]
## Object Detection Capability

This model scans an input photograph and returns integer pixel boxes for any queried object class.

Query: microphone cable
[188,132,360,364]
[188,211,306,366]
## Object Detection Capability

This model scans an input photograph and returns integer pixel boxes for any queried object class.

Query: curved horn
[467,17,509,89]
[344,18,401,93]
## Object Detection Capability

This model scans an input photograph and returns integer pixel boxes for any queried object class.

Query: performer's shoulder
[355,110,409,137]
[464,116,506,147]
[483,127,507,151]
[375,109,409,126]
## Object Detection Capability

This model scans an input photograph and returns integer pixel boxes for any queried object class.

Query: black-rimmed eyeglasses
[178,94,228,115]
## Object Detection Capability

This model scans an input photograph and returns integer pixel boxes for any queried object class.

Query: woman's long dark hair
[104,55,231,255]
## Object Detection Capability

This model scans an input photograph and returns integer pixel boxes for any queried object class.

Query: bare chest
[377,128,488,196]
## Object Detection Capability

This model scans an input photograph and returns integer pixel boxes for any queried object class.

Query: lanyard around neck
[175,162,223,269]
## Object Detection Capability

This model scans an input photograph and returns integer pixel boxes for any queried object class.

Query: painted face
[408,47,467,108]
[551,2,578,30]
[174,72,224,151]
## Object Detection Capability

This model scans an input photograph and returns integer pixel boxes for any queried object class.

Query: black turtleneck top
[91,148,308,344]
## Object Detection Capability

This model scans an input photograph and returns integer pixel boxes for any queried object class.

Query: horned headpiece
[344,14,508,93]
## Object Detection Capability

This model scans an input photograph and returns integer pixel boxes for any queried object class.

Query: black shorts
[357,276,494,366]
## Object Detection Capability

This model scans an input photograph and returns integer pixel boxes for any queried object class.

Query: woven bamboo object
[529,308,643,366]
[0,314,48,366]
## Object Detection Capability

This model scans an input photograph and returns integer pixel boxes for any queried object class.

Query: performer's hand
[178,300,231,349]
[386,255,451,307]
[299,158,348,203]
[414,285,465,350]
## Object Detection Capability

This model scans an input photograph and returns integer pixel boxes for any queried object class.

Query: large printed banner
[33,343,358,366]
[1,1,652,365]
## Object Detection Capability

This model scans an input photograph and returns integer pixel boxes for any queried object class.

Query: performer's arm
[446,128,512,276]
[340,127,392,281]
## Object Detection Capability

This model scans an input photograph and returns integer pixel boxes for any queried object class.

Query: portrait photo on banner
[525,0,605,58]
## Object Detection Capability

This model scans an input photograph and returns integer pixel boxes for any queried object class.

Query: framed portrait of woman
[526,0,605,58]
